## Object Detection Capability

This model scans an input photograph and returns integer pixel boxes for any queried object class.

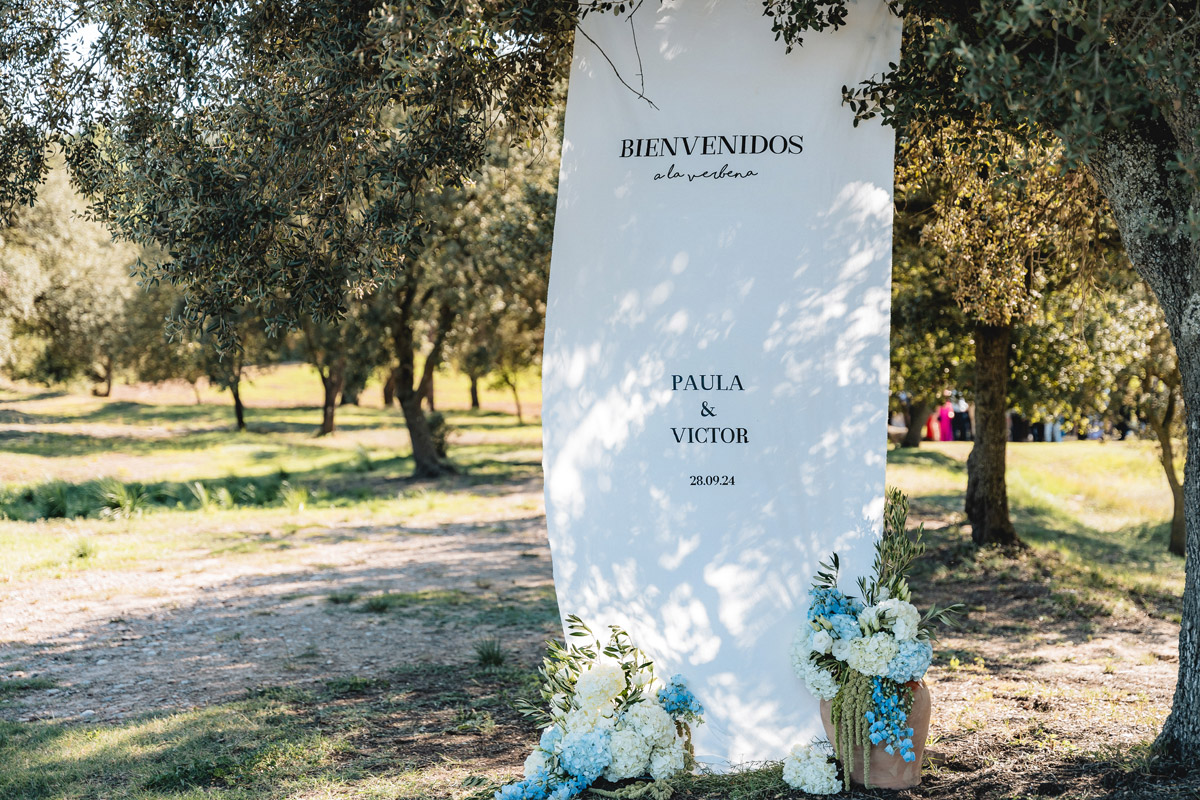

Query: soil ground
[0,381,1196,799]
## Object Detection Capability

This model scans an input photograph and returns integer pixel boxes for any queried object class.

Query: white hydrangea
[564,705,616,735]
[781,742,841,795]
[621,700,675,746]
[605,727,654,781]
[601,699,677,781]
[791,628,814,674]
[810,630,834,655]
[878,598,921,641]
[846,631,899,677]
[800,658,840,701]
[574,658,626,711]
[523,747,552,778]
[648,732,686,780]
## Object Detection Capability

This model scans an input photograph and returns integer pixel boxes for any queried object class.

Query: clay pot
[819,681,931,789]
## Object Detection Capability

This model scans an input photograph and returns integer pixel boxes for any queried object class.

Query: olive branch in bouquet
[863,488,962,640]
[515,614,656,727]
[810,488,960,652]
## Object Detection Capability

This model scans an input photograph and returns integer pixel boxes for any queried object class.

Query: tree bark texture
[418,371,435,411]
[1090,120,1199,758]
[901,401,933,448]
[965,323,1021,548]
[508,376,523,425]
[392,284,450,478]
[318,357,344,436]
[1148,389,1186,556]
[416,303,455,413]
[469,375,480,410]
[383,369,398,407]
[231,381,246,432]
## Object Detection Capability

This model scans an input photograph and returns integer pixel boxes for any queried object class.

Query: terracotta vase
[819,681,931,790]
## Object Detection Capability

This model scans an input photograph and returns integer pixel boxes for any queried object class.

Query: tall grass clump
[93,478,149,519]
[280,482,308,512]
[37,481,87,519]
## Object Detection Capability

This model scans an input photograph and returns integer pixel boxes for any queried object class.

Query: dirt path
[0,485,556,724]
[0,487,1180,770]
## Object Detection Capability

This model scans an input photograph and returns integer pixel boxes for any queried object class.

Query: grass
[0,665,550,800]
[1,383,1195,799]
[889,442,1186,622]
[0,678,58,698]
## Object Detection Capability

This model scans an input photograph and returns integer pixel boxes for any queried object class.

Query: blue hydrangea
[864,677,917,763]
[807,587,864,623]
[546,775,589,800]
[885,639,933,684]
[557,727,612,783]
[494,767,554,800]
[828,613,862,641]
[657,674,704,719]
[539,725,563,752]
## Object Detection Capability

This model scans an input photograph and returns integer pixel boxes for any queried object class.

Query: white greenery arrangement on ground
[787,488,959,793]
[498,615,704,800]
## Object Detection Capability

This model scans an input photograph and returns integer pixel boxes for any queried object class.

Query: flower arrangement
[499,615,704,800]
[781,741,841,795]
[789,489,959,792]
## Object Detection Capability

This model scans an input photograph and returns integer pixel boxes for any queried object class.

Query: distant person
[1115,404,1132,440]
[938,399,954,442]
[952,394,971,440]
[926,412,938,442]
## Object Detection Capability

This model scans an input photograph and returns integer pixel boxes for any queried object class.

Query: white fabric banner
[542,1,900,766]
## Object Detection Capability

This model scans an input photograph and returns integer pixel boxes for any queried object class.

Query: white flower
[782,742,841,795]
[846,632,899,677]
[574,659,626,711]
[831,637,853,662]
[858,605,882,634]
[605,727,653,781]
[800,659,840,700]
[564,705,616,735]
[878,598,921,641]
[811,630,834,655]
[621,700,675,746]
[648,732,686,780]
[524,747,552,778]
[601,699,676,781]
[791,628,814,675]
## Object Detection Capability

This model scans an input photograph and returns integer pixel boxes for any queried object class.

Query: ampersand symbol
[700,401,716,417]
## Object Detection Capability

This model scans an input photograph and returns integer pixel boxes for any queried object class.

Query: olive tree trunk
[1092,122,1199,758]
[965,323,1021,548]
[900,400,933,448]
[415,303,454,414]
[231,381,246,432]
[318,357,344,436]
[1148,387,1186,556]
[391,284,452,478]
[469,374,481,410]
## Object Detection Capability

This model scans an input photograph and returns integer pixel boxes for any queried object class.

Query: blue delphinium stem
[865,677,916,763]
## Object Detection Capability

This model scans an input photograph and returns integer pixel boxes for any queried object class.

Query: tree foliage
[2,1,579,343]
[0,162,137,391]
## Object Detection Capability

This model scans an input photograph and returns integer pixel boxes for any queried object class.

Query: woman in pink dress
[938,401,954,442]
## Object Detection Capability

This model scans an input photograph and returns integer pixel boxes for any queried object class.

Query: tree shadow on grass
[0,662,543,800]
[0,512,559,728]
[888,446,967,472]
